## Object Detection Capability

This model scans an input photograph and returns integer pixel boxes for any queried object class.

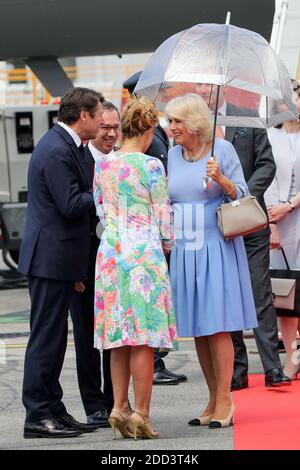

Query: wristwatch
[287,200,295,211]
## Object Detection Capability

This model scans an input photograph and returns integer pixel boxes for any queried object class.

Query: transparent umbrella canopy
[134,23,297,129]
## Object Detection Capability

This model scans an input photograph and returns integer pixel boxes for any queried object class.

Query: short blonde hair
[165,93,213,143]
[121,96,159,138]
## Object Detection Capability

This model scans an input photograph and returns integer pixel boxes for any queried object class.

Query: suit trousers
[231,235,282,376]
[154,351,169,372]
[22,276,74,423]
[70,282,113,415]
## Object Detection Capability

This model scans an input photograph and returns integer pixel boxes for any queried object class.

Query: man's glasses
[100,125,120,133]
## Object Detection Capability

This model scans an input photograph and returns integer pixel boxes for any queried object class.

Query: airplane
[0,0,275,96]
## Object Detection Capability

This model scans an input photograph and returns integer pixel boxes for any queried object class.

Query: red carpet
[234,374,300,450]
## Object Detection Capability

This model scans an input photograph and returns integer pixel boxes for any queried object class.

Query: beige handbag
[216,193,268,240]
[270,248,300,317]
[271,278,296,310]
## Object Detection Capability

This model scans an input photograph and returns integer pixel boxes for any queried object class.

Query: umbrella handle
[202,156,215,190]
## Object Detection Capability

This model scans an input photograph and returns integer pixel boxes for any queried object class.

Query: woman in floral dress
[93,97,177,439]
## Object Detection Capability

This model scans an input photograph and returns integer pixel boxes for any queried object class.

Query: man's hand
[74,281,85,293]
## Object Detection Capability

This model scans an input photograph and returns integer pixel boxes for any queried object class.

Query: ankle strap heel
[130,409,159,439]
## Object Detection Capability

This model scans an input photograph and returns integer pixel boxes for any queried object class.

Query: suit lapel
[225,126,237,143]
[73,145,91,187]
[224,104,238,143]
[155,125,170,148]
[155,131,169,147]
[52,124,90,187]
[83,146,95,185]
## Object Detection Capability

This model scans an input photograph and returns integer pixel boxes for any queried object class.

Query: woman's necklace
[183,143,206,162]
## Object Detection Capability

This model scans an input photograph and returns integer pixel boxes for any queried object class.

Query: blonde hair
[121,96,159,138]
[165,93,213,143]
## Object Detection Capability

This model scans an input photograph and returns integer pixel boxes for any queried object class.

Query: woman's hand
[74,281,85,293]
[267,203,290,223]
[269,224,281,250]
[206,156,223,182]
[206,156,237,199]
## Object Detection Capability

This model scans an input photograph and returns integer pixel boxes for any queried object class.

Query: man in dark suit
[196,84,291,388]
[123,72,187,386]
[69,101,120,427]
[19,87,104,438]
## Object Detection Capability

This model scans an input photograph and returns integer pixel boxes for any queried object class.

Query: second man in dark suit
[70,101,121,427]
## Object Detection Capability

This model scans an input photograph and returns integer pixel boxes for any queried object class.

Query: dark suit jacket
[225,105,276,238]
[18,124,94,281]
[146,124,169,173]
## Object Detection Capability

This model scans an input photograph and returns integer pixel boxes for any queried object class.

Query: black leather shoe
[230,375,249,391]
[159,368,188,382]
[265,368,292,387]
[86,409,110,428]
[153,369,179,385]
[56,413,98,432]
[24,418,83,439]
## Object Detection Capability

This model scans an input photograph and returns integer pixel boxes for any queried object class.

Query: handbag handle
[280,247,291,271]
[222,184,246,203]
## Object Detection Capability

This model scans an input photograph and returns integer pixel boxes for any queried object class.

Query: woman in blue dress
[165,94,257,428]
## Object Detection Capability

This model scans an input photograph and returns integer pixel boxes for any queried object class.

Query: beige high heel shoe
[209,404,235,429]
[108,409,135,440]
[130,410,159,440]
[188,413,214,426]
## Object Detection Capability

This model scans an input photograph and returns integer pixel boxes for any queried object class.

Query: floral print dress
[93,151,177,350]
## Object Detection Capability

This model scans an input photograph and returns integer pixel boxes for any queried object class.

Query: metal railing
[0,64,142,106]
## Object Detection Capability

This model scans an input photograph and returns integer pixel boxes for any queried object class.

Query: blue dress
[168,139,258,337]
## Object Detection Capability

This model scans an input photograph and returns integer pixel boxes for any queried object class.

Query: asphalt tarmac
[0,254,268,451]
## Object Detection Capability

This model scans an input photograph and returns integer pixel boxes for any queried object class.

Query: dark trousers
[231,235,282,376]
[22,276,74,423]
[154,351,169,372]
[70,281,113,415]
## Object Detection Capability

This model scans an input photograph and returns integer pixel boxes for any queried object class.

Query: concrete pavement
[0,252,270,450]
[0,293,269,451]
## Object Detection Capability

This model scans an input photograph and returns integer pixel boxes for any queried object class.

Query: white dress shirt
[58,121,82,147]
[88,141,114,161]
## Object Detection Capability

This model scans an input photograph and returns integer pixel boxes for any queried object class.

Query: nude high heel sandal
[209,404,235,429]
[130,410,159,440]
[284,364,300,381]
[108,409,135,439]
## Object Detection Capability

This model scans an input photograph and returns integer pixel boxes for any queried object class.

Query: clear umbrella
[134,22,297,188]
[134,22,297,128]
